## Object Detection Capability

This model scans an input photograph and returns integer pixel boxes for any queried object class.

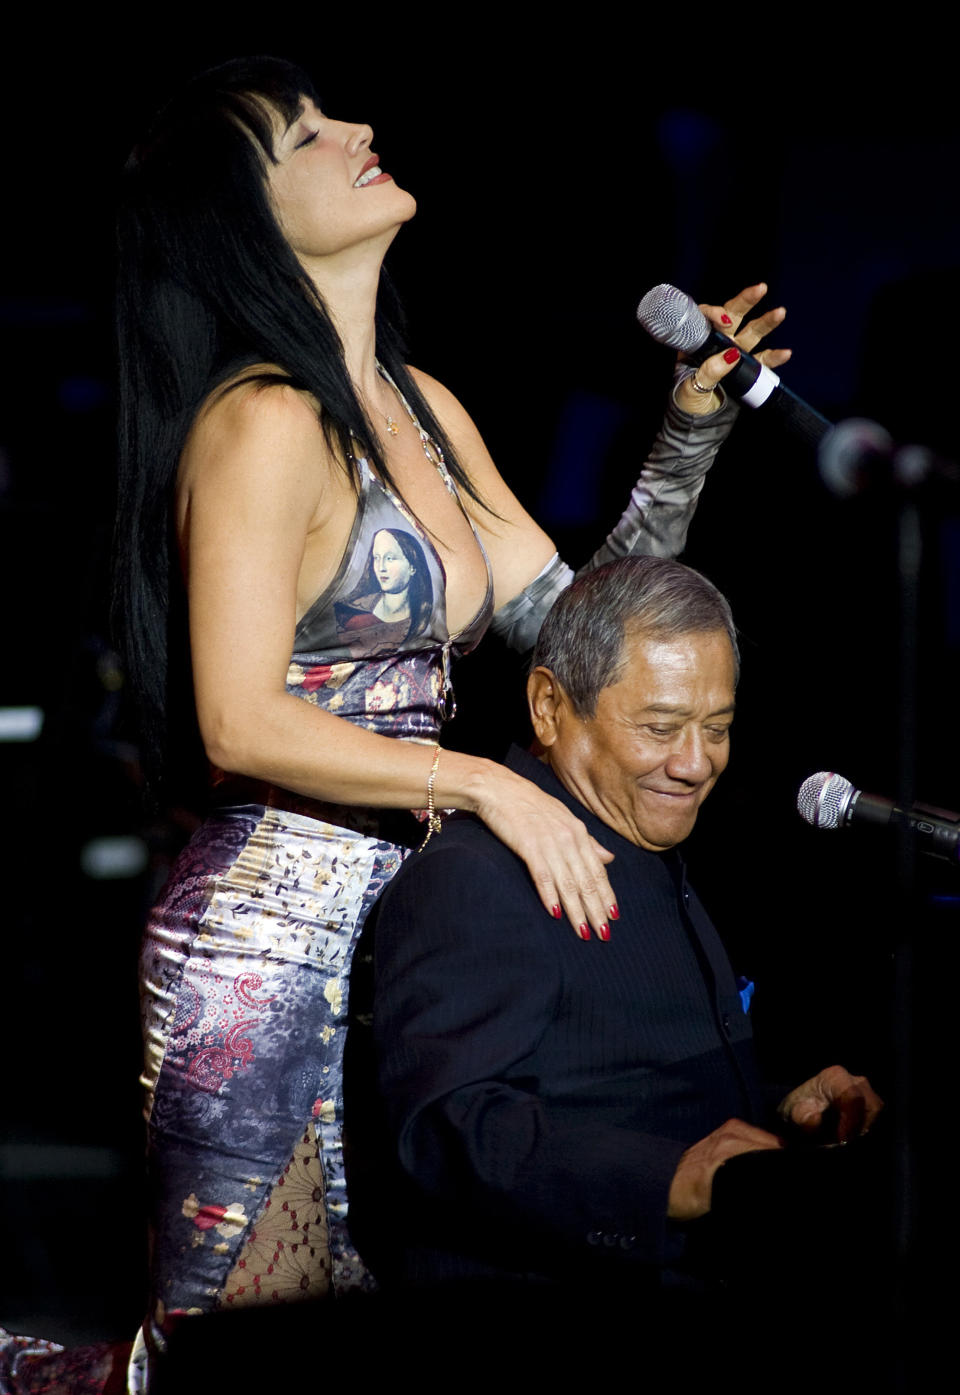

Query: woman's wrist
[433,748,505,819]
[672,369,725,418]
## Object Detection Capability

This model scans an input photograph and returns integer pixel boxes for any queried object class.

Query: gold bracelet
[418,744,443,852]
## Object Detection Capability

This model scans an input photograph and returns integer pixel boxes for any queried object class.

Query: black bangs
[204,56,319,157]
[137,56,318,167]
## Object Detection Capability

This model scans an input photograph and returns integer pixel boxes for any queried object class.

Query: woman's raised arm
[179,380,618,938]
[413,283,790,652]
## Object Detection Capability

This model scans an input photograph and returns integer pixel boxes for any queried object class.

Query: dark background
[1,22,955,1355]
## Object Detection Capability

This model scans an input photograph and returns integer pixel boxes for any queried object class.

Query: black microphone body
[848,791,960,861]
[637,283,832,450]
[685,326,831,450]
[797,771,960,864]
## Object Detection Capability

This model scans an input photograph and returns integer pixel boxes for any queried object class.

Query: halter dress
[136,369,494,1350]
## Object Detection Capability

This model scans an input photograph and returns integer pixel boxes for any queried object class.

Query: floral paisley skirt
[133,802,405,1377]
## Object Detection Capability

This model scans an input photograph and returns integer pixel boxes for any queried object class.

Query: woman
[107,54,789,1382]
[335,527,433,653]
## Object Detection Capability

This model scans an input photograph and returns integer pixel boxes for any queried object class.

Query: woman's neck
[373,592,410,622]
[299,237,393,402]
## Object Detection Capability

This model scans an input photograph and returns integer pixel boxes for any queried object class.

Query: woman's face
[267,97,416,263]
[373,531,416,595]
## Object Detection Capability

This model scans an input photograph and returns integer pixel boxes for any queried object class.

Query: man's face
[539,628,736,851]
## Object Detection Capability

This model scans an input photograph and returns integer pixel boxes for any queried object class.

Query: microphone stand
[816,420,960,1385]
[893,499,920,1386]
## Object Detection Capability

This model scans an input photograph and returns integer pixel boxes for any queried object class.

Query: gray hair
[531,557,739,717]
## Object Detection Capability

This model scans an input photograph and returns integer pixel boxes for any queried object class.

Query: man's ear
[527,666,567,748]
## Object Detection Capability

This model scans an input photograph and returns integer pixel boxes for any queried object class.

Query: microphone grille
[797,771,856,829]
[637,284,710,353]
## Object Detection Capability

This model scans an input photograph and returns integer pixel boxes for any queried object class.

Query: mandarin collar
[504,743,686,876]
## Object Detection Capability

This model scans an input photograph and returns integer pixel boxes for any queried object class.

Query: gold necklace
[374,360,402,437]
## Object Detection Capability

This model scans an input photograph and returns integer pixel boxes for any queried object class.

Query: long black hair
[114,56,481,789]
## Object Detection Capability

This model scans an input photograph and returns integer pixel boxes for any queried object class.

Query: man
[359,557,881,1290]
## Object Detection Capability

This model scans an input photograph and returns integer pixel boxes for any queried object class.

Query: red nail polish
[723,347,740,365]
[721,313,732,325]
[598,923,611,942]
[551,904,562,919]
[609,904,620,921]
[578,923,591,941]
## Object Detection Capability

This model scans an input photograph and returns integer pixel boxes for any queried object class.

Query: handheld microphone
[797,771,960,864]
[637,283,831,450]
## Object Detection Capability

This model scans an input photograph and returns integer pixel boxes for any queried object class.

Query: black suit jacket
[358,746,766,1287]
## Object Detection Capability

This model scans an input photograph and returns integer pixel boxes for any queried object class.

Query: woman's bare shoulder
[404,365,513,497]
[194,367,322,443]
[180,368,329,495]
[405,365,476,432]
[404,365,556,595]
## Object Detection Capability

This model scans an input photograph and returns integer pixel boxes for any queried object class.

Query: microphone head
[818,418,894,498]
[797,771,856,829]
[637,284,710,353]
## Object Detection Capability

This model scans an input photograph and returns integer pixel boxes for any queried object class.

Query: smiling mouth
[354,164,384,187]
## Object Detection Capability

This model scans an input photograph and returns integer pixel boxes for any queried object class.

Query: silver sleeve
[578,367,738,573]
[490,368,737,652]
[488,552,575,655]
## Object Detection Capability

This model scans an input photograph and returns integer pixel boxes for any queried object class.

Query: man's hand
[778,1065,884,1144]
[667,1118,784,1221]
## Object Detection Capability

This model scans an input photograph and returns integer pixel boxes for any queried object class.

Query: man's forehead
[620,625,736,670]
[599,628,735,708]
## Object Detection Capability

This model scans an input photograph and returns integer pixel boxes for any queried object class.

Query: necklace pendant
[385,415,400,437]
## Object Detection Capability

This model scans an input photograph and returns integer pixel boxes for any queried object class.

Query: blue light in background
[537,392,630,529]
[57,376,109,413]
